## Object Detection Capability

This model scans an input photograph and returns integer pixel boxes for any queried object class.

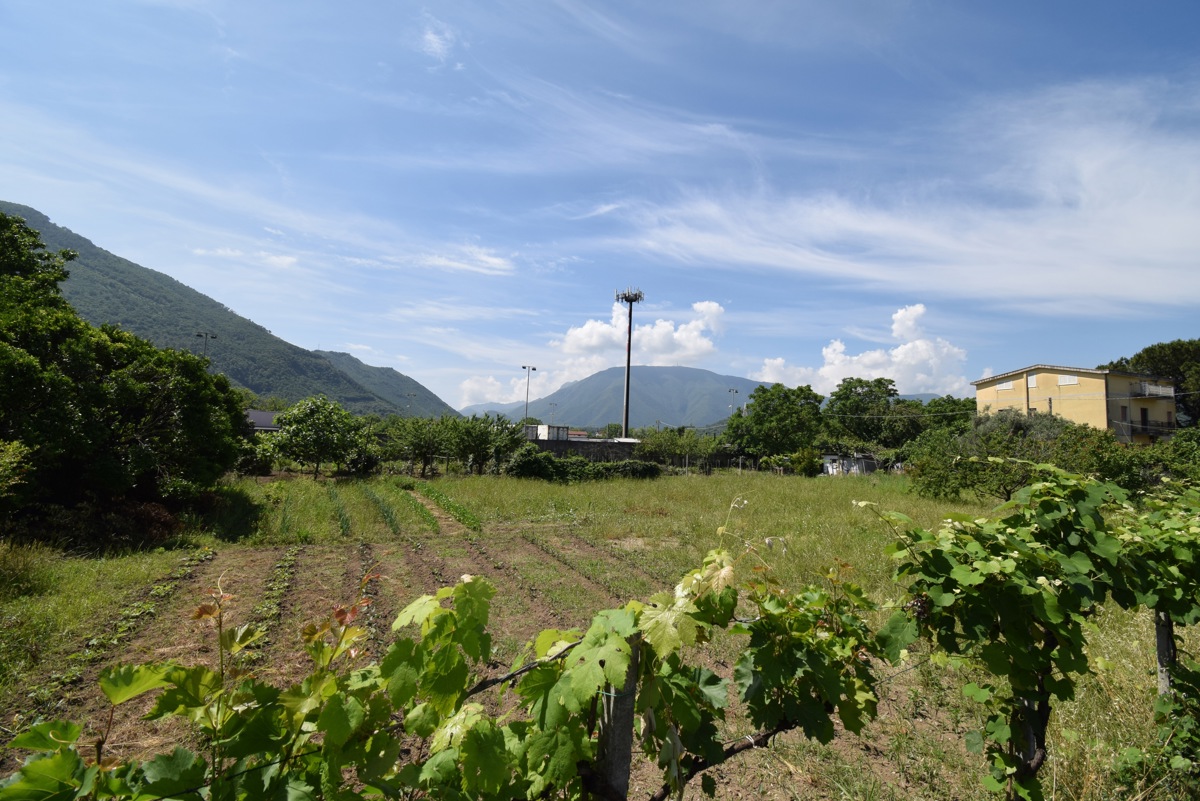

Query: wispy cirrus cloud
[610,75,1200,314]
[414,244,517,275]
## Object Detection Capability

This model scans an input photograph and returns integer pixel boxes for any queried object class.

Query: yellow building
[972,364,1177,444]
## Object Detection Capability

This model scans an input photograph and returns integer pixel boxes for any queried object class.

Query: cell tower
[615,288,644,437]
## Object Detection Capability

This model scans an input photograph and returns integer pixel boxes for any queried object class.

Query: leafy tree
[723,383,823,458]
[922,394,977,436]
[634,427,721,470]
[1,212,248,525]
[823,377,900,446]
[448,414,522,475]
[907,409,1144,501]
[0,440,30,500]
[1101,339,1200,426]
[391,416,447,477]
[272,396,362,478]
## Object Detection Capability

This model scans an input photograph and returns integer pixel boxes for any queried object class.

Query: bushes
[504,443,661,482]
[907,409,1153,501]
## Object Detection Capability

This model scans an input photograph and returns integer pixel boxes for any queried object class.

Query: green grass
[0,546,188,701]
[3,471,1191,799]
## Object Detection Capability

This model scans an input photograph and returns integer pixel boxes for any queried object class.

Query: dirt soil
[1,488,981,799]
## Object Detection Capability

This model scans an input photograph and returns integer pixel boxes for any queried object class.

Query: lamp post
[195,331,217,357]
[615,288,644,437]
[522,365,537,423]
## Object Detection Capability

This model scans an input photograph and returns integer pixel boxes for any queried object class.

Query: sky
[2,1,1198,410]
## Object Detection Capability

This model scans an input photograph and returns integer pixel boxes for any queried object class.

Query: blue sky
[3,1,1198,409]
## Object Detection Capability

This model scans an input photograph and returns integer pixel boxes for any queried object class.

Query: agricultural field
[0,472,1187,799]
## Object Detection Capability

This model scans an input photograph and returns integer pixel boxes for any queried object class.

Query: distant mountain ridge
[1,200,457,417]
[461,366,768,429]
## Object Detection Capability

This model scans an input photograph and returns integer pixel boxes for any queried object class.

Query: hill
[314,351,456,417]
[462,366,767,429]
[0,201,455,417]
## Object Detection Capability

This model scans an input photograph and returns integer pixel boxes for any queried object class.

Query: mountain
[1,201,455,417]
[314,350,455,417]
[463,366,767,429]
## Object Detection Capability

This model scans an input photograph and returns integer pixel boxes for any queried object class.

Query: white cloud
[614,76,1200,314]
[753,304,970,396]
[416,244,516,275]
[456,300,727,408]
[418,16,458,63]
[258,252,297,269]
[554,300,724,363]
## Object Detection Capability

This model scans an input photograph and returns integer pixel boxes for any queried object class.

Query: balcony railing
[1130,420,1177,436]
[1130,382,1175,398]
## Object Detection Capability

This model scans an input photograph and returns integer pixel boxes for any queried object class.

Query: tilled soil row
[0,546,286,773]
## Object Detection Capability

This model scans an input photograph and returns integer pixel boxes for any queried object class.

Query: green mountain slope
[314,350,456,417]
[0,201,447,416]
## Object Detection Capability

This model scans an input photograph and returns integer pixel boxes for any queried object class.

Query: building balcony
[1130,382,1175,398]
[1130,420,1177,436]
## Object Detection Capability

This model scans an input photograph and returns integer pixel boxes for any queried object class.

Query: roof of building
[246,409,281,430]
[971,364,1173,387]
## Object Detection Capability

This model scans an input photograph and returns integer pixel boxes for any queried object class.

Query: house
[246,409,281,434]
[972,365,1177,444]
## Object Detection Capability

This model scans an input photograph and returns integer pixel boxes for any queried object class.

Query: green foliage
[0,211,248,531]
[824,377,902,446]
[885,468,1132,797]
[272,396,364,478]
[1,201,456,419]
[723,383,823,458]
[1101,338,1200,427]
[445,414,523,475]
[634,426,720,470]
[907,409,1143,501]
[1,536,906,801]
[416,482,482,531]
[0,439,31,500]
[504,444,661,483]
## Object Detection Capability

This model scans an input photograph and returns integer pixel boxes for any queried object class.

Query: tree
[906,409,1144,501]
[1101,339,1200,427]
[722,383,823,458]
[1,211,248,525]
[392,416,446,477]
[823,377,900,446]
[272,396,362,478]
[448,414,522,475]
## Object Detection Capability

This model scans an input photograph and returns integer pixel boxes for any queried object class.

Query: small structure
[822,453,878,476]
[524,424,570,441]
[524,423,639,461]
[246,409,280,434]
[972,364,1177,444]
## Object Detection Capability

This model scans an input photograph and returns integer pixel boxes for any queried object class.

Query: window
[1027,375,1037,388]
[1058,374,1079,386]
[997,380,1013,391]
[1120,406,1128,422]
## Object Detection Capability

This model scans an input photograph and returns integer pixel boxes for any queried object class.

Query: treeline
[249,396,662,483]
[644,375,1200,497]
[0,213,248,543]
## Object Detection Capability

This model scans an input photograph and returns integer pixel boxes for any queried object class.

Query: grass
[0,545,195,707]
[2,471,1192,799]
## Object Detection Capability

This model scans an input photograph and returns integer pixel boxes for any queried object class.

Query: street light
[195,331,217,357]
[522,365,537,423]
